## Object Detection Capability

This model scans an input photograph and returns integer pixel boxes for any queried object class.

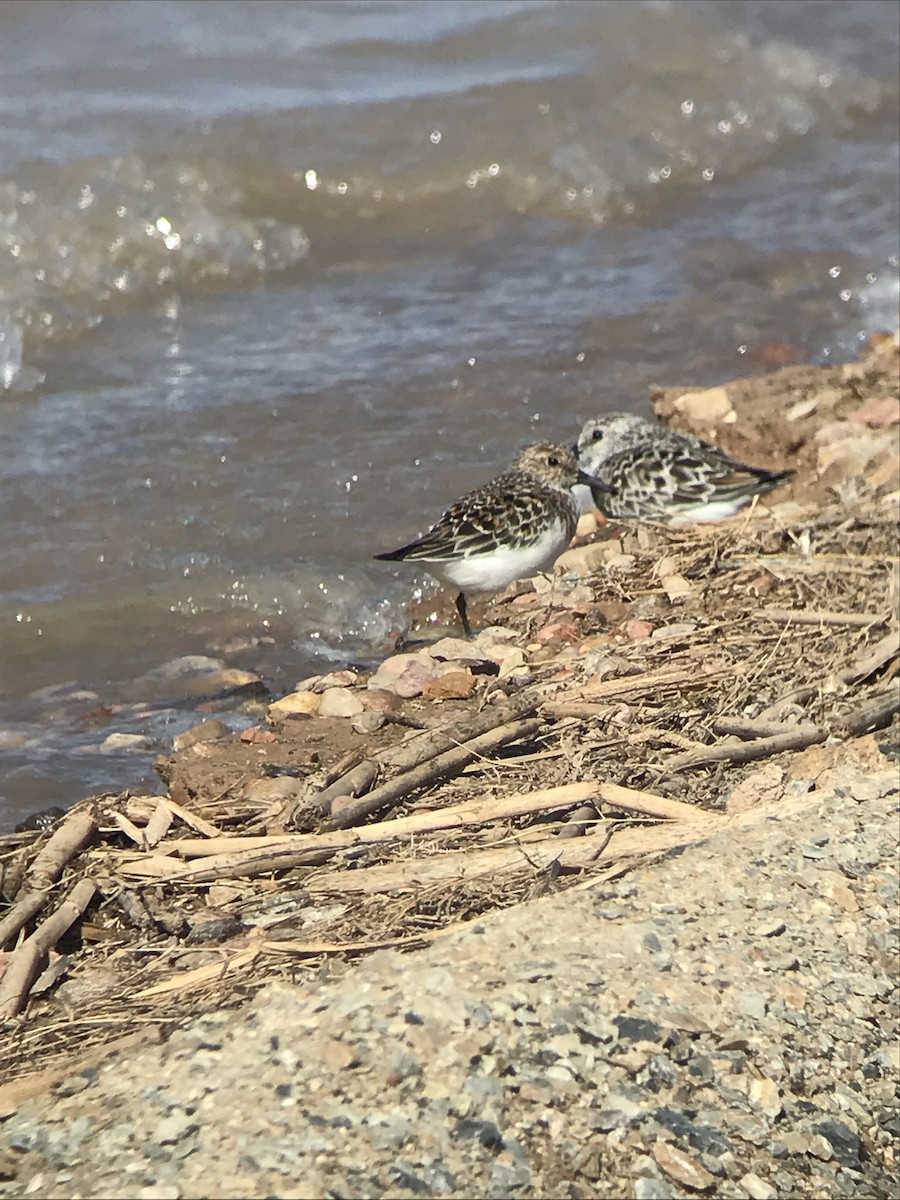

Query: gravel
[0,767,897,1199]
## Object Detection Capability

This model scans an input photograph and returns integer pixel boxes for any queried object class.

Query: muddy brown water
[0,0,898,826]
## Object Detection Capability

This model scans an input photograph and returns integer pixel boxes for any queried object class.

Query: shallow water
[0,0,898,827]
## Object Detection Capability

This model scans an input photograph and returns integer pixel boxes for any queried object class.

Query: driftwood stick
[313,693,542,815]
[543,702,616,720]
[306,829,613,895]
[24,808,97,892]
[597,782,707,822]
[668,723,827,772]
[840,690,900,737]
[711,716,801,740]
[0,878,97,1019]
[0,891,49,952]
[324,716,545,829]
[579,663,729,701]
[311,761,380,813]
[754,608,888,629]
[122,781,602,882]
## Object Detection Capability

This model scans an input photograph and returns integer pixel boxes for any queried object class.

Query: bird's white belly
[429,522,569,593]
[670,498,747,524]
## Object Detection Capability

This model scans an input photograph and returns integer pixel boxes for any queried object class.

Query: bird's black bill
[577,469,614,495]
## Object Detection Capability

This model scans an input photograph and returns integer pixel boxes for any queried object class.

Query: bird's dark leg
[455,591,473,638]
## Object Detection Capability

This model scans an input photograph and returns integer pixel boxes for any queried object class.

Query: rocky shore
[0,334,898,1199]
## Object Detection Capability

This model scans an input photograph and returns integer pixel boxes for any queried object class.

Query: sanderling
[375,442,584,637]
[575,411,794,524]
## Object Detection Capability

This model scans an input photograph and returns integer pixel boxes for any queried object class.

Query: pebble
[97,732,154,753]
[738,1170,776,1199]
[350,712,386,735]
[267,690,320,720]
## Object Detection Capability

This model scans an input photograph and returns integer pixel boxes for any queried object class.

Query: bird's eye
[591,429,604,442]
[547,454,560,467]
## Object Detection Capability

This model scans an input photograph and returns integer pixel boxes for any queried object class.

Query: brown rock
[268,691,321,721]
[363,689,403,714]
[172,719,230,752]
[652,1140,716,1191]
[623,619,654,640]
[312,670,359,692]
[554,544,606,577]
[320,1038,360,1070]
[847,395,900,427]
[239,726,277,744]
[726,764,785,814]
[673,384,735,425]
[422,671,476,700]
[243,777,307,804]
[536,621,580,644]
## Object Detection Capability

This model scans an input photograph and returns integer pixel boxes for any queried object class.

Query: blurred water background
[0,0,898,826]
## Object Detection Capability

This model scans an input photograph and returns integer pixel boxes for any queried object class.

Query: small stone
[673,385,735,424]
[350,711,386,735]
[318,688,365,718]
[739,1171,776,1199]
[823,881,859,912]
[173,719,229,751]
[321,1039,360,1070]
[749,1076,782,1119]
[98,732,154,753]
[454,1119,504,1150]
[268,691,320,720]
[554,544,607,577]
[735,990,767,1020]
[155,1109,197,1145]
[243,777,306,804]
[634,1179,675,1200]
[363,688,403,713]
[239,726,277,744]
[312,670,358,691]
[806,1134,834,1162]
[650,622,697,640]
[652,1140,716,1191]
[422,670,476,701]
[624,619,655,640]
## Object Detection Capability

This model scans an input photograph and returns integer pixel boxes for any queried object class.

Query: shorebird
[375,442,586,636]
[576,411,793,524]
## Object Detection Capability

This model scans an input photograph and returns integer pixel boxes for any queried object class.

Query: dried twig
[123,781,602,883]
[323,716,545,830]
[754,608,889,628]
[839,690,900,737]
[711,715,802,740]
[310,693,541,816]
[0,879,97,1019]
[22,808,97,893]
[667,724,827,772]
